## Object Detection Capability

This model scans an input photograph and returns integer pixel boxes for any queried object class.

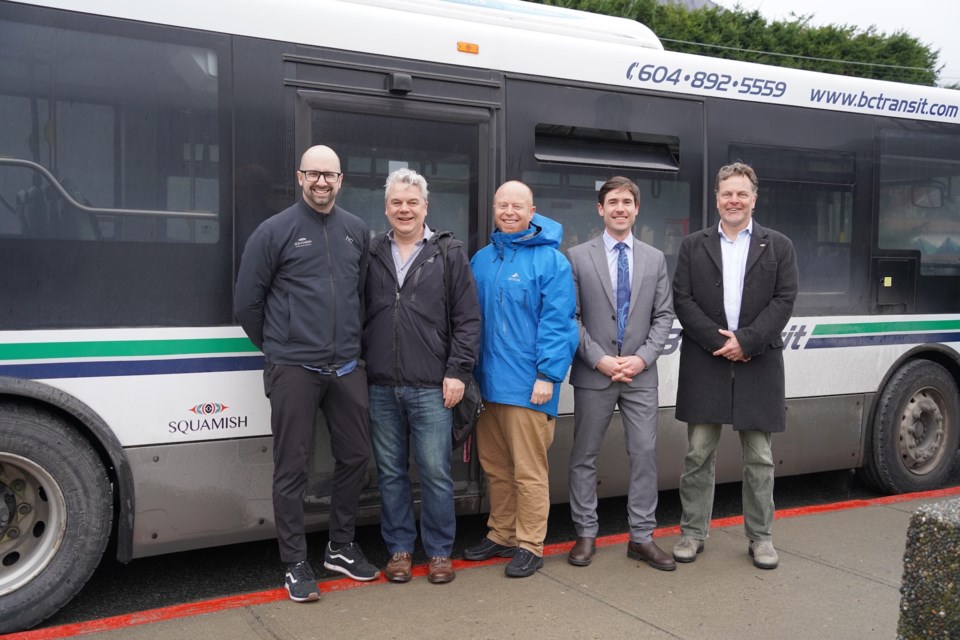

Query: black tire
[860,360,960,494]
[0,404,113,633]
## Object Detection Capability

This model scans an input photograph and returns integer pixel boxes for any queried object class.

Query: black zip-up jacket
[234,200,369,366]
[362,230,480,387]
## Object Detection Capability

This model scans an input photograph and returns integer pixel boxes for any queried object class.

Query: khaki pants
[476,402,555,556]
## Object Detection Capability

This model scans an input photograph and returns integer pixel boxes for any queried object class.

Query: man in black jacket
[671,162,798,570]
[235,145,379,603]
[363,168,480,585]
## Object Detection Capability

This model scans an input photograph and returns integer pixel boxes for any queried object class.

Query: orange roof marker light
[457,41,479,55]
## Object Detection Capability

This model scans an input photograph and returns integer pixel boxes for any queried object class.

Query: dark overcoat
[673,221,798,432]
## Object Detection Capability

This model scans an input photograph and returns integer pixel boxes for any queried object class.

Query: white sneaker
[672,536,705,563]
[748,540,779,569]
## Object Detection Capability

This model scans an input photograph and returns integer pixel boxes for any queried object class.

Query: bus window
[0,16,232,328]
[730,145,856,312]
[525,123,689,265]
[0,22,221,243]
[879,129,960,276]
[505,81,702,271]
[522,168,690,265]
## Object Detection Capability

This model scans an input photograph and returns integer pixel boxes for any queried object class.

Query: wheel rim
[0,453,67,597]
[897,386,950,476]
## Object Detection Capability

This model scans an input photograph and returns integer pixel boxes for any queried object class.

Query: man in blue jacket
[234,145,379,603]
[464,180,579,578]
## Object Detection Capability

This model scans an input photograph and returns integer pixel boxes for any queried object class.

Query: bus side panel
[546,394,864,502]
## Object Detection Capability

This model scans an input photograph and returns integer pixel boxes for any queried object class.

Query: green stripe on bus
[0,338,259,360]
[812,320,960,336]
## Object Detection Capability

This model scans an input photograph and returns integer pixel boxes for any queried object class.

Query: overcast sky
[712,0,959,87]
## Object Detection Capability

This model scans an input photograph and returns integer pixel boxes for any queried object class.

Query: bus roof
[9,0,960,124]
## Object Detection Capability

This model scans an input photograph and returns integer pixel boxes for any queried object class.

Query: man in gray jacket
[235,145,379,603]
[566,176,675,571]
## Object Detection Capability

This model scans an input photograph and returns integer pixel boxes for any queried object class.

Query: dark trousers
[264,363,372,563]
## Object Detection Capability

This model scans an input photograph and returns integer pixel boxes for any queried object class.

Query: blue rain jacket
[470,213,578,417]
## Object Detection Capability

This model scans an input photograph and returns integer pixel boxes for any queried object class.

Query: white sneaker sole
[323,560,380,581]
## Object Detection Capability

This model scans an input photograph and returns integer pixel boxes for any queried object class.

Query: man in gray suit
[566,176,675,570]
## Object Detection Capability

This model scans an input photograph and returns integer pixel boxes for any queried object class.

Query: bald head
[300,145,340,171]
[493,180,536,234]
[297,145,342,214]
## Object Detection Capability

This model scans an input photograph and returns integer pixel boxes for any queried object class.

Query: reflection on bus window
[729,145,855,312]
[0,23,220,243]
[310,109,478,246]
[879,130,960,276]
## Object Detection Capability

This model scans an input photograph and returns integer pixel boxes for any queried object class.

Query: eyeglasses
[299,170,342,183]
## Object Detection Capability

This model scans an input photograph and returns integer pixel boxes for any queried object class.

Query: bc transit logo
[189,402,229,415]
[660,324,810,356]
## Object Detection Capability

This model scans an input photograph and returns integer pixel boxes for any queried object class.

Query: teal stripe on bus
[0,338,259,361]
[812,319,960,336]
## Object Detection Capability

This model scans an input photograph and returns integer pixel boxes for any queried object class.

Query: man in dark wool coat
[671,162,798,570]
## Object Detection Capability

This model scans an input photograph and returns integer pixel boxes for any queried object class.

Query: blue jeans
[369,385,455,557]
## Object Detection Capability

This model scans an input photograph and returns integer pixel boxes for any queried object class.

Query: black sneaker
[505,548,543,578]
[323,541,380,581]
[463,537,517,561]
[284,561,320,602]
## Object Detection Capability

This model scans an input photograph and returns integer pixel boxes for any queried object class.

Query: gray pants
[569,385,659,543]
[678,423,774,542]
[264,363,372,563]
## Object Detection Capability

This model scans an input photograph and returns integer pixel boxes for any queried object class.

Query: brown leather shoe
[567,536,597,567]
[627,541,676,571]
[384,551,412,583]
[427,556,455,584]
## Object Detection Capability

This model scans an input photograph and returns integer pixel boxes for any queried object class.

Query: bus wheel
[0,404,113,633]
[862,360,960,494]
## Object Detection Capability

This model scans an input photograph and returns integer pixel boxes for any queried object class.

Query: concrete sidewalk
[14,492,956,640]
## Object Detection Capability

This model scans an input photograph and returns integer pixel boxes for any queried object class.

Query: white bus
[1,0,958,631]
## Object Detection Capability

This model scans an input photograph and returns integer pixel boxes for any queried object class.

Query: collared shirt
[602,230,633,292]
[390,225,434,287]
[719,220,753,331]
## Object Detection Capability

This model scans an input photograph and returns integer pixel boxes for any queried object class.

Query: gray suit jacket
[567,235,674,390]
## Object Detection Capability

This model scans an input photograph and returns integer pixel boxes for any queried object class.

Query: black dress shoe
[627,540,677,571]
[567,536,596,567]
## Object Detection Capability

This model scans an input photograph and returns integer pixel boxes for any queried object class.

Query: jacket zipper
[321,214,337,361]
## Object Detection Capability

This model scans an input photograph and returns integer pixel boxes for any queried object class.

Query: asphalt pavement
[9,487,959,640]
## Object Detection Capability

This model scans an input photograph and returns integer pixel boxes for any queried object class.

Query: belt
[303,359,357,377]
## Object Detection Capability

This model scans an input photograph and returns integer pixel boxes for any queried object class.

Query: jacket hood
[490,213,563,257]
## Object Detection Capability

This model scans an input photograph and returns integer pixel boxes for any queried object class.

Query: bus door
[288,53,501,516]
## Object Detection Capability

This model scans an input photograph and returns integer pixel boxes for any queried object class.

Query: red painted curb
[5,484,960,639]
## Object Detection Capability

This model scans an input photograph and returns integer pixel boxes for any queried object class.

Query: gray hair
[384,168,429,202]
[715,162,758,194]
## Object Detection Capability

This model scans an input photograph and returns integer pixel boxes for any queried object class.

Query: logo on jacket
[507,272,521,282]
[294,237,312,248]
